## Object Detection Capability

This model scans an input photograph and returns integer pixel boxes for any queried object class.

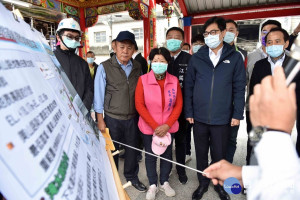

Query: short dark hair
[225,19,238,30]
[134,43,138,51]
[192,34,204,44]
[149,47,171,63]
[182,43,191,49]
[265,27,289,42]
[87,51,95,56]
[203,16,226,32]
[166,27,184,39]
[261,20,281,31]
[112,39,116,43]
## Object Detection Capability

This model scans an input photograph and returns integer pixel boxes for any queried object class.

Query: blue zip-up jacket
[185,43,246,125]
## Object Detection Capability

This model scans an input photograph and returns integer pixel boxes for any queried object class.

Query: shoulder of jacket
[248,49,261,57]
[132,59,142,68]
[102,57,113,66]
[253,58,268,72]
[181,51,192,58]
[255,57,268,66]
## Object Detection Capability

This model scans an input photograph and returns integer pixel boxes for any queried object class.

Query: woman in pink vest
[135,47,183,200]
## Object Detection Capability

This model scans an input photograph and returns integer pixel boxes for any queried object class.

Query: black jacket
[167,51,192,90]
[249,54,300,105]
[249,55,289,97]
[54,46,93,111]
[185,43,246,125]
[134,53,148,74]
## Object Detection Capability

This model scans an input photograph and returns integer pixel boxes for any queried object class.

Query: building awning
[177,0,300,25]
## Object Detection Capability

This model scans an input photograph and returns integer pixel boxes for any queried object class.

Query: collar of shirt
[173,50,182,60]
[116,57,133,78]
[132,52,139,59]
[209,46,223,67]
[116,57,133,68]
[267,53,286,75]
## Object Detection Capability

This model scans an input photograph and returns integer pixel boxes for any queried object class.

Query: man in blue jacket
[185,17,246,200]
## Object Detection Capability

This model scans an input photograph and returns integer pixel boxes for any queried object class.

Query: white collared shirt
[242,131,300,200]
[209,47,223,67]
[267,53,286,75]
[173,50,182,60]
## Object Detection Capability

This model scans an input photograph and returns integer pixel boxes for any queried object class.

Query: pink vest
[138,71,179,135]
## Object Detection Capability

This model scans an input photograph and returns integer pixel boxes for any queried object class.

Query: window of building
[94,31,106,43]
[133,28,143,40]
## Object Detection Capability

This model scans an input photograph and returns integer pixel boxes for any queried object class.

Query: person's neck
[271,52,285,62]
[230,42,234,46]
[170,49,181,57]
[60,44,69,51]
[116,57,129,66]
[88,63,94,68]
[211,43,223,55]
[154,72,166,80]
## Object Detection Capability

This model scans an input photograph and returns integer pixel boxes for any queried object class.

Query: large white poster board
[0,3,118,200]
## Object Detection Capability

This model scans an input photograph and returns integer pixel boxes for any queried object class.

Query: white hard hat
[56,18,81,34]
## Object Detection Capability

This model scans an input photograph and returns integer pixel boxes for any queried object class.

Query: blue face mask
[167,39,182,52]
[266,45,284,58]
[63,36,80,49]
[151,62,168,74]
[192,45,202,53]
[223,32,235,44]
[204,34,221,49]
[87,57,94,64]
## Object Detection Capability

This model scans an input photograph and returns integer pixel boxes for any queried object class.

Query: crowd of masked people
[45,16,300,200]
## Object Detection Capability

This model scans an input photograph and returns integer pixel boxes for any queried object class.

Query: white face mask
[192,45,203,53]
[204,34,222,49]
[182,50,190,54]
[151,62,168,74]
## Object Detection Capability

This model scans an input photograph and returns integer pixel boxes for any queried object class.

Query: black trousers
[246,111,253,165]
[296,110,300,157]
[104,114,139,183]
[174,114,188,177]
[193,121,230,185]
[185,123,193,156]
[143,134,174,185]
[226,125,240,163]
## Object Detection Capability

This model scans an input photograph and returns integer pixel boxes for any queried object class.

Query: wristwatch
[249,126,267,146]
[250,126,288,145]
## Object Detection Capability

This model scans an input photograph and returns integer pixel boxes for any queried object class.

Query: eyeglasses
[62,34,81,42]
[203,30,220,37]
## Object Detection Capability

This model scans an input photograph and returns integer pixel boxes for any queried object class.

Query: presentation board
[0,3,119,200]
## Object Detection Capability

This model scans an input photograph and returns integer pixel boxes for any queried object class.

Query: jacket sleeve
[232,54,246,120]
[184,58,195,118]
[249,62,261,99]
[82,61,94,111]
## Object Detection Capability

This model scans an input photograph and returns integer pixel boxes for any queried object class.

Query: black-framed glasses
[203,30,220,37]
[62,34,81,42]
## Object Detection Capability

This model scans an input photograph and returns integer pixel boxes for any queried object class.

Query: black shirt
[54,46,93,110]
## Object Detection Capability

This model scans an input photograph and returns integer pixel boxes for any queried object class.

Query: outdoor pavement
[118,118,298,200]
